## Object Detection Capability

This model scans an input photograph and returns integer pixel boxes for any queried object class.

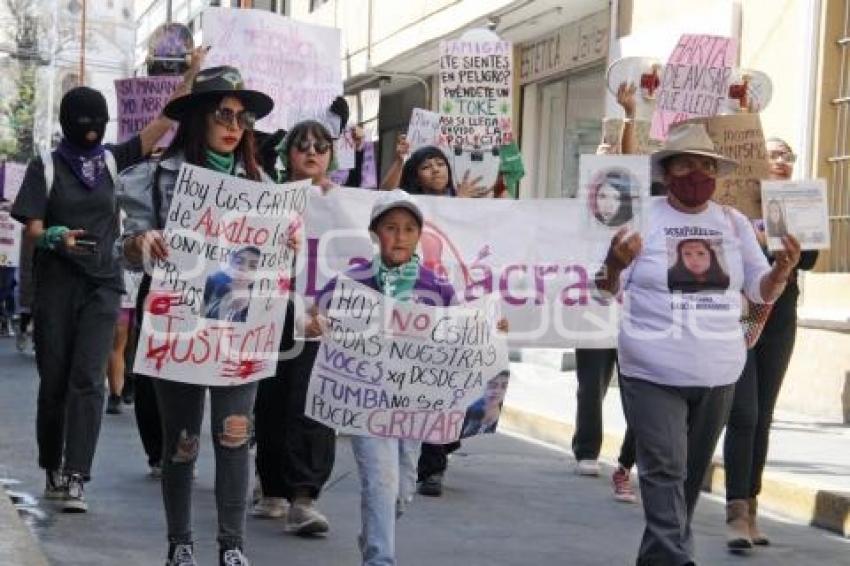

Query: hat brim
[369,202,424,231]
[651,149,739,178]
[163,89,274,122]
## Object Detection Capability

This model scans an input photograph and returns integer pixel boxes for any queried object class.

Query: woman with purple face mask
[594,122,801,566]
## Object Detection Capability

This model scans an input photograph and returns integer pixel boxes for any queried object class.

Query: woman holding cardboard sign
[594,123,800,566]
[722,138,819,551]
[250,119,338,535]
[120,65,280,566]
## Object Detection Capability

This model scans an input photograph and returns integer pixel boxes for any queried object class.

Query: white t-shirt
[618,198,771,388]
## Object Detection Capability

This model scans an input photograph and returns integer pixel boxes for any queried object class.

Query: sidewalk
[0,484,49,566]
[501,357,850,538]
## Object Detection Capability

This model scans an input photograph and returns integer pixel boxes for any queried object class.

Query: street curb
[500,405,850,538]
[0,487,49,566]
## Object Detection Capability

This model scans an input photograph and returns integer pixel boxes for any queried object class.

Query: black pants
[34,258,120,478]
[130,276,163,467]
[254,339,336,501]
[621,375,735,566]
[417,441,461,481]
[572,348,636,468]
[724,319,796,500]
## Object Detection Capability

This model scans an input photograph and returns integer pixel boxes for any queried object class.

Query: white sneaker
[251,497,288,519]
[62,474,88,513]
[285,501,329,535]
[575,459,601,476]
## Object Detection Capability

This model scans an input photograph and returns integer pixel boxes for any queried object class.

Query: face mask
[60,87,109,150]
[667,170,716,208]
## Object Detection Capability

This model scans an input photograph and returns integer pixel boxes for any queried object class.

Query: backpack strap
[40,149,54,197]
[104,150,118,186]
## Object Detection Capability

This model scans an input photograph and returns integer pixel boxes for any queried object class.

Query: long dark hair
[278,120,335,182]
[164,93,261,181]
[589,167,634,227]
[667,238,730,293]
[400,146,455,196]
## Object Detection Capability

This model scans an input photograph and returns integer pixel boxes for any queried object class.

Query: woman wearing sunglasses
[120,65,276,566]
[251,119,337,535]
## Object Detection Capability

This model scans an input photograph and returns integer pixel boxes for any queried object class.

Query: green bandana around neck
[376,254,420,302]
[205,148,235,174]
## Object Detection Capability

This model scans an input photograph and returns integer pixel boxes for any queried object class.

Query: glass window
[309,0,329,12]
[535,67,605,198]
[252,0,278,10]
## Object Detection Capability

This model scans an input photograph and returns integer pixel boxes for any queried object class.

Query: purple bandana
[56,139,107,191]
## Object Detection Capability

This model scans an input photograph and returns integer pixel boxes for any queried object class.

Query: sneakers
[149,462,163,479]
[106,394,123,415]
[220,547,250,566]
[612,466,637,503]
[417,473,443,497]
[285,500,330,535]
[15,330,30,353]
[166,543,197,566]
[575,459,601,476]
[62,474,88,513]
[251,497,288,519]
[43,470,66,500]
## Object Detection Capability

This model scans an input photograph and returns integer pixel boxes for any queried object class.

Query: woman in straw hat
[594,121,801,566]
[120,65,284,566]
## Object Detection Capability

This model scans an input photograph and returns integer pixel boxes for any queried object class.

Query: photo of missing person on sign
[667,238,730,294]
[202,246,261,323]
[460,370,510,438]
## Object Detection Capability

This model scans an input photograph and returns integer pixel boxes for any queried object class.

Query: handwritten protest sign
[451,148,500,193]
[439,39,513,149]
[0,210,20,267]
[2,161,27,203]
[295,188,635,349]
[305,278,509,442]
[334,129,356,171]
[133,164,310,385]
[115,76,182,145]
[407,108,442,153]
[202,8,342,133]
[761,179,830,252]
[650,34,737,140]
[685,114,769,219]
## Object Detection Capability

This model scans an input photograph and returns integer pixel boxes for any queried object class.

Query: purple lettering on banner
[115,76,183,145]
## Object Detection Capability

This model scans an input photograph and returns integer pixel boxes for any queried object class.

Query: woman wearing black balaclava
[11,85,173,514]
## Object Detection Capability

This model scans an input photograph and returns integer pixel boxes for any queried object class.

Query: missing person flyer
[760,179,830,252]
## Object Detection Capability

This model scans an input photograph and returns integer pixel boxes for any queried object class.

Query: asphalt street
[1,340,848,565]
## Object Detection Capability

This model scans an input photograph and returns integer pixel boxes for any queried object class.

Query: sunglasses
[768,150,796,164]
[293,139,332,154]
[666,155,718,176]
[212,107,256,130]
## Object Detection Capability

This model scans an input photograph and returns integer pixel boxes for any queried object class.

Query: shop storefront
[518,9,610,199]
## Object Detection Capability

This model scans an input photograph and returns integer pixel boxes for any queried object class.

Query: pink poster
[649,35,737,141]
[115,76,183,145]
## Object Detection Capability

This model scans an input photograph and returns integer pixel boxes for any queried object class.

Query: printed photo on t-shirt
[666,237,730,294]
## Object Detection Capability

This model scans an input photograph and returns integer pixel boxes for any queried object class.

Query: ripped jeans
[154,379,258,550]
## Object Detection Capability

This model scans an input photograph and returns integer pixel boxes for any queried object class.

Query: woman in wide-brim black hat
[120,65,290,566]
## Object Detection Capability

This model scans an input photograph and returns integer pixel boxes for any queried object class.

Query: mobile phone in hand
[75,236,99,254]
